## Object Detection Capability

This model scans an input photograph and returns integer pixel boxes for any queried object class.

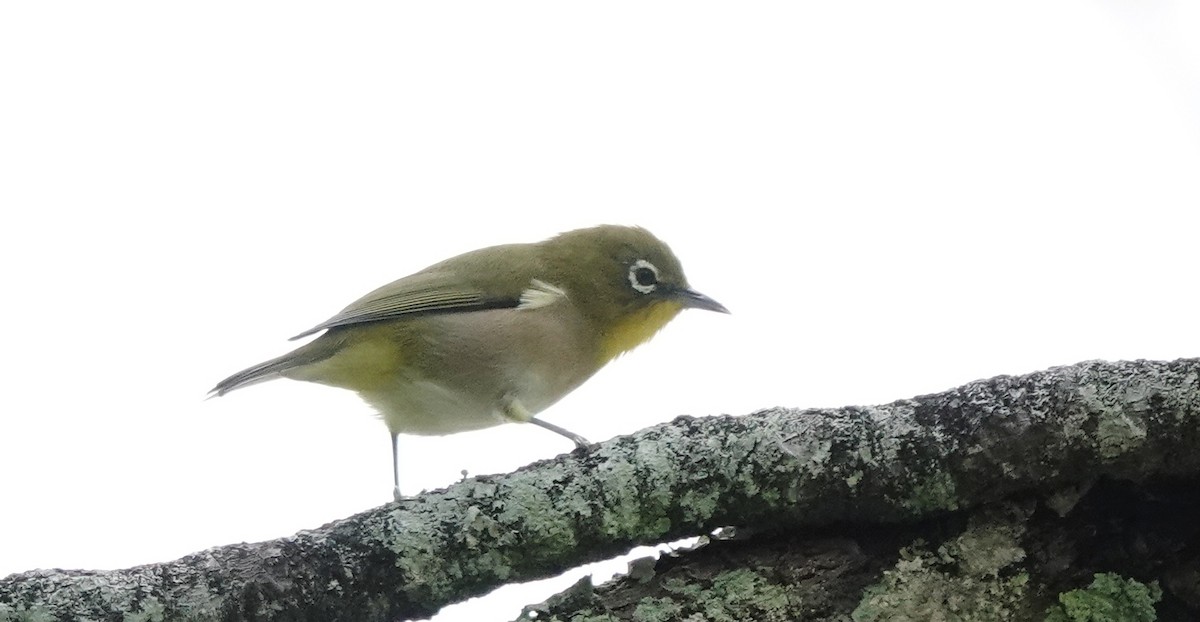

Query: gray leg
[529,417,591,449]
[501,394,591,449]
[391,433,402,501]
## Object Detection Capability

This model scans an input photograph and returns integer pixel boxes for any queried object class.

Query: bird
[210,224,728,500]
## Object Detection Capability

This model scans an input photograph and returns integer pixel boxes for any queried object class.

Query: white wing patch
[518,279,568,310]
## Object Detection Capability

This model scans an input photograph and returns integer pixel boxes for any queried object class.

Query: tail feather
[210,337,342,397]
[210,355,296,396]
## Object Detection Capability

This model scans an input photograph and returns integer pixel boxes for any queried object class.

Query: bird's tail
[209,337,340,397]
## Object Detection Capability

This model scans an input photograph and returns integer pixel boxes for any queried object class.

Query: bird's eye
[628,259,659,294]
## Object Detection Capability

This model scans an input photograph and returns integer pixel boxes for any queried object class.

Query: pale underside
[282,288,600,436]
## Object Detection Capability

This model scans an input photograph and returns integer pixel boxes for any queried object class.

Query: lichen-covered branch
[524,479,1200,621]
[3,359,1199,622]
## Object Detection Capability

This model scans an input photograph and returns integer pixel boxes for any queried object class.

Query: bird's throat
[597,301,683,364]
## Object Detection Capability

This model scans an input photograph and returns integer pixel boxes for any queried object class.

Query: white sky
[2,2,1198,620]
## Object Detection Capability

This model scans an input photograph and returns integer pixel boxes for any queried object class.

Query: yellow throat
[598,300,683,364]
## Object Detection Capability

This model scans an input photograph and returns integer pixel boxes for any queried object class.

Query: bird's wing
[289,243,542,340]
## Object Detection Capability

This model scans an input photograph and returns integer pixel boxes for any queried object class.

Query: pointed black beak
[674,287,730,314]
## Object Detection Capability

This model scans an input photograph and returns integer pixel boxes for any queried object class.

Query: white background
[2,2,1198,620]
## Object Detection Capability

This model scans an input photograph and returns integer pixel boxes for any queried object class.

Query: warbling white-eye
[211,225,727,499]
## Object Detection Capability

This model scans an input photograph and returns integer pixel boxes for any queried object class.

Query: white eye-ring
[628,259,659,294]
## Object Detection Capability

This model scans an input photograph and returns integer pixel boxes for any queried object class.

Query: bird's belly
[358,372,572,436]
[331,306,601,436]
[359,378,502,435]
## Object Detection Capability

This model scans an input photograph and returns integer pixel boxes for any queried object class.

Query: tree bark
[3,358,1199,622]
[520,479,1200,621]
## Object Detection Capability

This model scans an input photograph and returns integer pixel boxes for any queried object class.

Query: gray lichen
[0,603,57,622]
[852,502,1035,621]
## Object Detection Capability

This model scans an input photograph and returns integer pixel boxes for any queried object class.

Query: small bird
[211,225,727,499]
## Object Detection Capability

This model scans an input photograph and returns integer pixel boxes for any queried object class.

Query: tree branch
[3,359,1199,621]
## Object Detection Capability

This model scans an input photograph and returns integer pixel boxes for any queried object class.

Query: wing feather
[288,244,540,340]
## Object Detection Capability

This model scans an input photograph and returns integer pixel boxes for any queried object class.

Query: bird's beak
[673,287,730,314]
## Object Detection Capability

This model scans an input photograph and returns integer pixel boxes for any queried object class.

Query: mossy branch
[3,359,1199,622]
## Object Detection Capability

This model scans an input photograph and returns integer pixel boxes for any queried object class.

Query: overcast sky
[2,2,1198,620]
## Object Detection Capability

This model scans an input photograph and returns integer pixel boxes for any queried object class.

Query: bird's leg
[530,418,592,449]
[501,395,591,449]
[391,432,403,502]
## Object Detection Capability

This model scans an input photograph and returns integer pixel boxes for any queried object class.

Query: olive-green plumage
[211,225,726,499]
